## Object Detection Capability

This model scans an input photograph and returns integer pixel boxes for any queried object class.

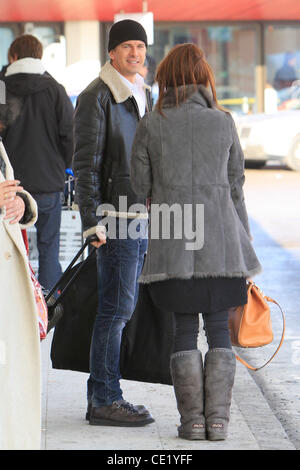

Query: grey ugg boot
[204,348,236,441]
[170,350,206,440]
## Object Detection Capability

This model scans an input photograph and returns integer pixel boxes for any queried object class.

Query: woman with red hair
[131,43,261,441]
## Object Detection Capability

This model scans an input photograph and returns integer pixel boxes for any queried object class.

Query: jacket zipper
[131,96,141,121]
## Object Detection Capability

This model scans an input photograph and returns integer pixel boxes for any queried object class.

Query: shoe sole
[86,411,151,421]
[178,432,206,440]
[207,434,226,441]
[89,416,155,427]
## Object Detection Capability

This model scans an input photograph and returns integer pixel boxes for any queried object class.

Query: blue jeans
[88,218,148,407]
[32,192,62,291]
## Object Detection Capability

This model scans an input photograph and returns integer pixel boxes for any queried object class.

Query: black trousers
[173,311,231,353]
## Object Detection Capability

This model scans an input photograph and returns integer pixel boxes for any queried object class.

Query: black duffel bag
[50,246,174,386]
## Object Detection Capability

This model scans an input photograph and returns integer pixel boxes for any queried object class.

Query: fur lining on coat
[131,86,262,283]
[99,61,151,104]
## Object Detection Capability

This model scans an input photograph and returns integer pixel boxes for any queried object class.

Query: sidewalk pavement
[41,327,296,451]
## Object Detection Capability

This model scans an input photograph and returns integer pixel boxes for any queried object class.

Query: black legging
[173,311,231,353]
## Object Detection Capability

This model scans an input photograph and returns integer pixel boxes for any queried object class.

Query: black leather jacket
[73,61,152,234]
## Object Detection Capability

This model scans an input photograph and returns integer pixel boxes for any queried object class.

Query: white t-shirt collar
[116,70,146,118]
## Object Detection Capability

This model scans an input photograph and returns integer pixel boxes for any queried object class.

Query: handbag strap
[235,296,286,371]
[21,229,29,256]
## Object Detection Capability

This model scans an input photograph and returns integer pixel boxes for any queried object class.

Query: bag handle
[45,234,98,306]
[235,296,285,371]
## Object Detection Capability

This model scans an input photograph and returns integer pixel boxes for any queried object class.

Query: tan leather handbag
[228,281,285,371]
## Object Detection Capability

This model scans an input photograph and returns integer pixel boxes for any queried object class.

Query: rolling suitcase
[49,236,174,385]
[45,235,97,333]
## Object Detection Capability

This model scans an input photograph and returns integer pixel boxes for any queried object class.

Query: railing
[218,96,256,113]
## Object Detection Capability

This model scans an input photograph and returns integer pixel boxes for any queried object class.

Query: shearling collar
[5,58,46,76]
[99,61,150,104]
[161,84,215,109]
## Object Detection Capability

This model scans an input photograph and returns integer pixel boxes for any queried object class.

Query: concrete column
[65,21,100,65]
[63,21,101,96]
[255,23,266,113]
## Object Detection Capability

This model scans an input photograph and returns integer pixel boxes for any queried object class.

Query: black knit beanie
[108,20,148,52]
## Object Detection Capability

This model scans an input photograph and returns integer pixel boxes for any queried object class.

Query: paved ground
[40,165,299,453]
[41,328,295,452]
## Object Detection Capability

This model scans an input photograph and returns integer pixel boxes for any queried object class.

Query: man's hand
[90,226,107,248]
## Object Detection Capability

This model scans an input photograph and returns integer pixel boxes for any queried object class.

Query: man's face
[109,40,147,82]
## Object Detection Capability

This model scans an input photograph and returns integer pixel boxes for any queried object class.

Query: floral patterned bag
[21,229,48,340]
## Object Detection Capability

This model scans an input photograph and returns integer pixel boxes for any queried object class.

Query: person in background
[140,54,157,86]
[0,64,8,79]
[0,34,74,292]
[139,54,158,106]
[131,43,261,441]
[0,137,41,449]
[273,51,298,91]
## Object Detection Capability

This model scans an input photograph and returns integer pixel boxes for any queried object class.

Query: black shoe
[85,400,150,420]
[89,400,155,427]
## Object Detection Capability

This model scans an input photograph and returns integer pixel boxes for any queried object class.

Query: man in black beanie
[73,20,154,427]
[108,19,148,53]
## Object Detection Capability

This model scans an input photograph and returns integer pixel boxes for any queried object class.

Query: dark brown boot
[86,400,150,420]
[89,400,155,427]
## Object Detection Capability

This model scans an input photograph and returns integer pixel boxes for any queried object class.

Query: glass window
[29,25,59,48]
[265,24,300,112]
[0,27,15,72]
[24,24,66,82]
[147,23,258,114]
[0,23,65,82]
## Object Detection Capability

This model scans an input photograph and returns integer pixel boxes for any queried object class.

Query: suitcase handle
[45,234,98,305]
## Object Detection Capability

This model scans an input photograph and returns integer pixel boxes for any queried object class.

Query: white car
[235,110,300,171]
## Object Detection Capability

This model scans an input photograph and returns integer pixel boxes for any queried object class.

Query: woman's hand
[0,180,23,208]
[4,195,25,224]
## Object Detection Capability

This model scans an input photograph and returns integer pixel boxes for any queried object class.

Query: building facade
[1,1,300,114]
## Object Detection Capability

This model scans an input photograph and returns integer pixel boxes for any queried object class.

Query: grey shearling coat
[130,85,261,283]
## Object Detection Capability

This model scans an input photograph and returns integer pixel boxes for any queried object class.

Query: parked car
[235,109,300,171]
[234,81,300,171]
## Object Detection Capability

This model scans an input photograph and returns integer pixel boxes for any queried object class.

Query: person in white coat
[0,138,41,450]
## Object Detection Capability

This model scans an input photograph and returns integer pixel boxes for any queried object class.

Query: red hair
[155,43,227,115]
